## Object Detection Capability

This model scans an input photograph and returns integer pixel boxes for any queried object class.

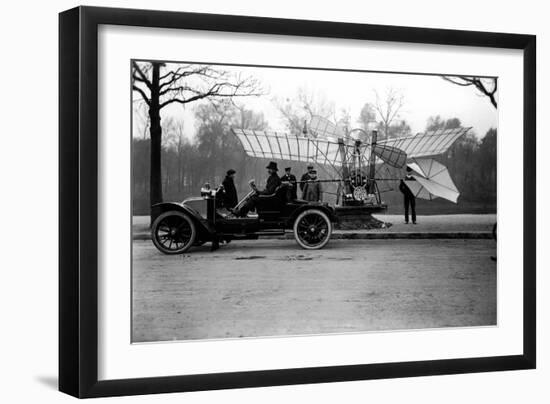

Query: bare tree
[274,87,335,134]
[132,61,261,215]
[132,101,150,139]
[442,76,498,108]
[373,88,405,139]
[299,87,335,122]
[234,102,268,131]
[357,102,376,131]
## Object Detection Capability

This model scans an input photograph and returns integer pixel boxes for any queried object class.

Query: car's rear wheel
[293,209,332,250]
[151,211,197,254]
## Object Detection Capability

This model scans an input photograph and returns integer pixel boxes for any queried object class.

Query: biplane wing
[378,127,471,159]
[231,129,345,167]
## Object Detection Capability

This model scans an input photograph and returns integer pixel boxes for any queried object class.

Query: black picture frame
[59,6,536,398]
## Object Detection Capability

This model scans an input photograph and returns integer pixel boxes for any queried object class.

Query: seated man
[234,161,281,217]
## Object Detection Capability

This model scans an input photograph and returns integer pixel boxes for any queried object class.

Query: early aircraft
[231,115,470,211]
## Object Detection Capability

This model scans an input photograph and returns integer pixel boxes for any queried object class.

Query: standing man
[300,164,314,194]
[280,166,297,201]
[221,169,238,209]
[399,166,417,224]
[302,169,323,202]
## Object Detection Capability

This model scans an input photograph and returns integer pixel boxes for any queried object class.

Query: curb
[133,231,492,241]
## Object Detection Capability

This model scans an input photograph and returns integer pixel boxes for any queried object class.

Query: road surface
[132,239,496,342]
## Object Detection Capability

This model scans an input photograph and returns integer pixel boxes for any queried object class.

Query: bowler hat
[266,161,278,171]
[227,169,236,175]
[285,167,291,171]
[307,164,314,169]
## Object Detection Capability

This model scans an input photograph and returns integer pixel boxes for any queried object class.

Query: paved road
[132,239,496,342]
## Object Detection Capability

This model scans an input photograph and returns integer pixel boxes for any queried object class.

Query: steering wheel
[233,190,256,211]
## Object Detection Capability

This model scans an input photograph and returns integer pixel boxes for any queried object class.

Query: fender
[151,202,215,237]
[286,203,336,227]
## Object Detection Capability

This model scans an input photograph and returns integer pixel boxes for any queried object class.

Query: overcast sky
[134,63,498,140]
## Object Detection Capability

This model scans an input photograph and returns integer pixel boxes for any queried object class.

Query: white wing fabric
[372,144,407,168]
[379,127,471,158]
[309,115,346,139]
[405,158,460,203]
[232,128,409,169]
[232,129,344,167]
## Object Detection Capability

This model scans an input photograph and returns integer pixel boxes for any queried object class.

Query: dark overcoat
[299,172,310,192]
[222,175,238,208]
[280,173,297,200]
[259,173,282,195]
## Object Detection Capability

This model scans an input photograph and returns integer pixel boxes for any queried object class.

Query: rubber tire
[293,209,332,250]
[151,211,197,254]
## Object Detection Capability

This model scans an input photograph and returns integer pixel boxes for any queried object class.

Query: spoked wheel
[151,211,197,254]
[293,209,332,250]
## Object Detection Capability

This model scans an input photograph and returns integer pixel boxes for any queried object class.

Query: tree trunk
[149,62,163,218]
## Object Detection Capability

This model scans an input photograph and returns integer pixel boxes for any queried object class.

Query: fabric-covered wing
[309,115,345,139]
[378,127,471,158]
[374,162,400,192]
[407,158,460,203]
[373,144,407,168]
[411,175,459,203]
[231,129,344,167]
[404,179,435,200]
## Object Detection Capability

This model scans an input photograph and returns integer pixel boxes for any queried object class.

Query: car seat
[256,184,288,214]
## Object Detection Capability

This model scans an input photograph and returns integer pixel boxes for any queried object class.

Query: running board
[222,231,286,238]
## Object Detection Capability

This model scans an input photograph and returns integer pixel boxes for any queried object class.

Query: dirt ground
[132,238,496,342]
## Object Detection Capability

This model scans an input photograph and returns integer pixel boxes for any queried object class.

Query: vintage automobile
[150,183,337,254]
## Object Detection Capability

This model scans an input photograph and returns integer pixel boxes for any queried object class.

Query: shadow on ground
[35,375,58,390]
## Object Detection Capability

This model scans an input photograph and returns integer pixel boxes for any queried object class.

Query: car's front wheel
[293,209,332,250]
[151,211,197,254]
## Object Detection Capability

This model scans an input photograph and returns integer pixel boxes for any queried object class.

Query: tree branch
[132,85,150,106]
[132,61,152,90]
[442,76,498,108]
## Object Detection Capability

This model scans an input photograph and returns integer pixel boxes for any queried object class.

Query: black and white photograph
[131,60,498,343]
[1,0,545,401]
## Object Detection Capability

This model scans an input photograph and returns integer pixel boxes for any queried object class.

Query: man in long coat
[222,169,238,209]
[299,164,314,194]
[302,169,323,202]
